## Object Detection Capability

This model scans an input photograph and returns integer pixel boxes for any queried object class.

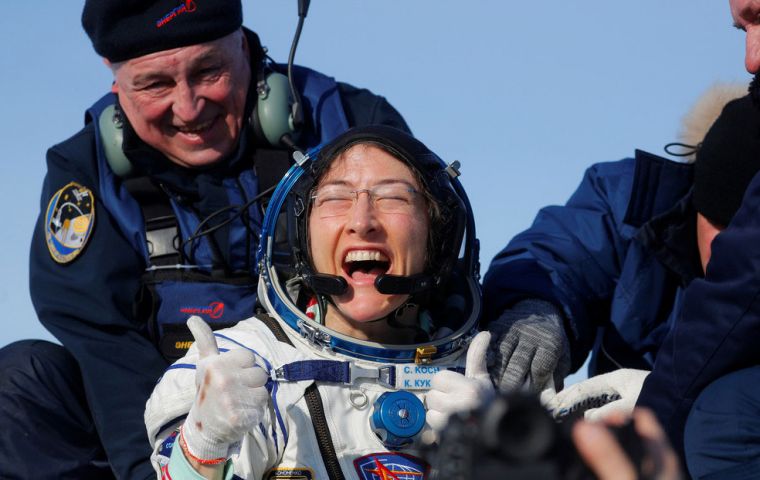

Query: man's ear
[103,58,120,94]
[241,29,250,57]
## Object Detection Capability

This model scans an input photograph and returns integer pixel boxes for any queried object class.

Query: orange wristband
[178,425,227,466]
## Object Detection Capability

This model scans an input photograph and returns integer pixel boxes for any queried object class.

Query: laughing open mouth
[343,250,391,279]
[174,117,216,135]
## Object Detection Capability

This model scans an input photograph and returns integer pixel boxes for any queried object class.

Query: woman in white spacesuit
[144,126,492,480]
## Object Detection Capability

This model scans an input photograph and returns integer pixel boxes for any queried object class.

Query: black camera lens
[482,393,555,462]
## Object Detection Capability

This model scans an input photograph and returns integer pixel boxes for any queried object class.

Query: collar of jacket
[623,149,695,228]
[634,189,703,287]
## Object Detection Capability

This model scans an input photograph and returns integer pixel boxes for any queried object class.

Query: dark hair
[288,125,470,311]
[308,140,443,268]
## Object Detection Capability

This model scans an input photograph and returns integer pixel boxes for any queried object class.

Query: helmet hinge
[297,319,332,349]
[415,345,437,364]
[445,160,461,179]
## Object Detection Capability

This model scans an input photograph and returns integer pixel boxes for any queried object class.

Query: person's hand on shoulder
[488,299,571,392]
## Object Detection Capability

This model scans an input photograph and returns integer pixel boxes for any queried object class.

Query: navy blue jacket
[638,170,760,455]
[29,75,409,478]
[483,150,698,375]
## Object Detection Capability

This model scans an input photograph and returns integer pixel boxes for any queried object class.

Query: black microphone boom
[298,0,311,18]
[305,273,348,296]
[375,273,434,295]
[287,0,311,132]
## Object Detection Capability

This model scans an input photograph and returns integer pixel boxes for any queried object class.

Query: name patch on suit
[396,365,462,390]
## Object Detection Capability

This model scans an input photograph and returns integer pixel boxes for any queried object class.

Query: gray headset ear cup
[98,104,133,177]
[254,71,295,147]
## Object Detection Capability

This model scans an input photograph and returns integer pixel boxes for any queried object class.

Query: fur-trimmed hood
[678,83,747,163]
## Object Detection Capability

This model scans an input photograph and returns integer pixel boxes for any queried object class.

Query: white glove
[544,368,650,421]
[180,316,270,463]
[426,331,495,434]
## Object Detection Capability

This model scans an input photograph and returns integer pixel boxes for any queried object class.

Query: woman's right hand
[179,316,270,470]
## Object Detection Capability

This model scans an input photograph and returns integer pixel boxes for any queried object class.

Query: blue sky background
[0,2,749,383]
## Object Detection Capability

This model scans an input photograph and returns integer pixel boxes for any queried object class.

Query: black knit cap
[694,94,760,227]
[82,0,243,62]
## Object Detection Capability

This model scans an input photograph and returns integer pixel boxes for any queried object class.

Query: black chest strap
[123,176,182,266]
[252,148,293,211]
[124,175,231,270]
[254,311,346,480]
[121,148,291,268]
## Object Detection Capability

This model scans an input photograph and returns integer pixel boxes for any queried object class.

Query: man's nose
[172,82,204,121]
[746,27,760,74]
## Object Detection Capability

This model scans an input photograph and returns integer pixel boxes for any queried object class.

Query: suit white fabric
[145,316,469,479]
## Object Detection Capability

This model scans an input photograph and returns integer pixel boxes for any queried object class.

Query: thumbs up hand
[426,331,495,435]
[180,316,270,464]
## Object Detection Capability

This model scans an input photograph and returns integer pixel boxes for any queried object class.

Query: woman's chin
[338,306,392,324]
[334,297,402,325]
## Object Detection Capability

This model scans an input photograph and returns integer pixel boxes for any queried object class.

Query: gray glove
[488,299,571,392]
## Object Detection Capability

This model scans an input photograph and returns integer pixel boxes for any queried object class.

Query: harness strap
[254,312,346,480]
[123,176,181,266]
[123,150,291,268]
[274,359,397,388]
[252,148,294,201]
[277,360,349,382]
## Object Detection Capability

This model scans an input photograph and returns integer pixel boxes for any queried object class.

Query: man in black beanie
[638,99,760,477]
[627,2,760,477]
[634,92,760,479]
[0,1,410,478]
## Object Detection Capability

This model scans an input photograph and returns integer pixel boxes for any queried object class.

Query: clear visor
[257,154,480,363]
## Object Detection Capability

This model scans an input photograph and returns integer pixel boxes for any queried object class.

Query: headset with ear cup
[98,62,301,178]
[250,67,300,150]
[98,103,133,177]
[250,0,310,151]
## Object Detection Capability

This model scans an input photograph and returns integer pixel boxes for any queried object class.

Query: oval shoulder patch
[353,452,429,480]
[45,182,95,264]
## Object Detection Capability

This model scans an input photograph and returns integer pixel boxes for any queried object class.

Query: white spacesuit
[144,126,490,480]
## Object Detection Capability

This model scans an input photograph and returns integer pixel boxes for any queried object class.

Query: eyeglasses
[310,184,420,217]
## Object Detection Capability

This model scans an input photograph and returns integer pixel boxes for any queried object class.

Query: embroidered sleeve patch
[45,182,95,264]
[353,452,429,480]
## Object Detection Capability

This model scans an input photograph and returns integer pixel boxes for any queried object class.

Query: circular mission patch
[45,182,95,264]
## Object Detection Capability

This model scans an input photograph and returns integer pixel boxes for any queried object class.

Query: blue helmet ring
[257,126,481,363]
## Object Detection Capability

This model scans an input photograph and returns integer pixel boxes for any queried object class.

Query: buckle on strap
[351,364,395,389]
[273,360,396,388]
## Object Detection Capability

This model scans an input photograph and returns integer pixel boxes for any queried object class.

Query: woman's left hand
[426,331,495,434]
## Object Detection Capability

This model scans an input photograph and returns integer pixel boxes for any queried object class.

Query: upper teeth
[345,250,388,263]
[177,119,213,133]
